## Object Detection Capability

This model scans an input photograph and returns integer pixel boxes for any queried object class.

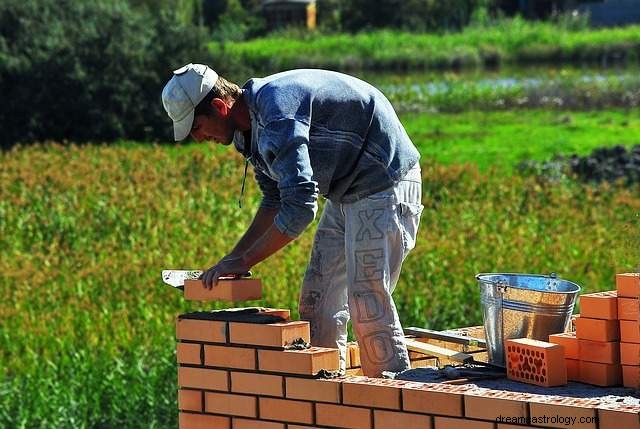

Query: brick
[620,320,640,343]
[464,389,528,422]
[402,383,466,416]
[566,358,580,381]
[179,412,230,429]
[204,392,257,418]
[620,342,640,365]
[286,377,342,403]
[229,321,310,348]
[622,365,640,388]
[575,317,619,342]
[315,403,372,429]
[177,342,203,365]
[258,347,340,375]
[232,418,284,429]
[579,290,618,320]
[497,425,532,429]
[259,398,313,424]
[598,404,640,429]
[178,367,228,391]
[548,332,578,359]
[178,389,203,412]
[349,342,361,368]
[616,273,640,298]
[230,372,283,397]
[373,410,432,429]
[184,278,262,302]
[287,426,323,429]
[578,361,622,386]
[261,308,291,320]
[204,344,256,370]
[529,397,599,429]
[177,318,227,343]
[617,297,639,321]
[578,339,620,364]
[505,338,567,387]
[342,377,404,410]
[433,416,495,429]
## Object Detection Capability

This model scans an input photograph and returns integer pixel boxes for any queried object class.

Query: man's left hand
[200,255,251,290]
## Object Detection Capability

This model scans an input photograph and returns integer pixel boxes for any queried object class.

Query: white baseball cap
[161,63,219,141]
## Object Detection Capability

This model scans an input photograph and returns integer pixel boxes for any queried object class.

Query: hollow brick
[204,392,257,418]
[259,398,313,424]
[316,403,372,429]
[183,278,262,302]
[620,342,640,365]
[574,317,619,342]
[229,321,310,348]
[433,416,495,429]
[285,377,342,403]
[579,290,617,320]
[464,388,528,421]
[258,347,340,375]
[177,318,227,343]
[578,339,620,364]
[342,377,405,410]
[204,344,257,370]
[505,338,567,387]
[548,332,578,359]
[617,297,639,321]
[230,372,283,397]
[616,273,640,298]
[373,409,432,429]
[578,361,622,387]
[620,320,640,343]
[402,383,465,416]
[598,404,640,429]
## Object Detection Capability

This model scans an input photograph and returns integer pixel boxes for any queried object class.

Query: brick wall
[175,305,639,429]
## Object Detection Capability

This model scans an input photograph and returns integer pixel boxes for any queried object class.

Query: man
[162,64,423,377]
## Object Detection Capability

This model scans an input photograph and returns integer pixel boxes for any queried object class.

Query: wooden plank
[404,338,474,364]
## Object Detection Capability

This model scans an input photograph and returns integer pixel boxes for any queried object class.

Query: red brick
[566,358,580,381]
[229,321,310,348]
[177,342,203,365]
[579,290,617,320]
[616,273,640,298]
[177,318,227,343]
[620,342,640,365]
[578,361,622,386]
[178,389,203,412]
[184,278,262,301]
[259,397,313,424]
[230,372,283,397]
[316,403,372,429]
[179,412,230,429]
[349,342,361,368]
[620,320,640,343]
[402,383,466,416]
[285,377,342,403]
[598,404,640,429]
[373,410,433,429]
[258,347,340,375]
[622,365,640,388]
[505,338,567,387]
[178,367,228,391]
[617,297,640,321]
[204,392,257,418]
[464,389,528,422]
[548,332,578,359]
[232,418,284,429]
[433,416,495,429]
[204,344,256,370]
[575,317,619,342]
[578,339,620,364]
[342,377,404,410]
[529,397,599,429]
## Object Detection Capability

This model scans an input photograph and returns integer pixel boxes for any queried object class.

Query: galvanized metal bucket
[476,273,580,367]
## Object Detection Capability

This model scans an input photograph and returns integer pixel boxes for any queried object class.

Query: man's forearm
[243,223,295,268]
[230,206,279,256]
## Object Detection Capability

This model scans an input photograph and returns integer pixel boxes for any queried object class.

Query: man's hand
[200,254,251,290]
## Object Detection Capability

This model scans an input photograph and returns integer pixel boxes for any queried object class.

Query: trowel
[161,269,251,290]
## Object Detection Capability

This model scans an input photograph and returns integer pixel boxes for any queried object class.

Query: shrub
[0,0,211,148]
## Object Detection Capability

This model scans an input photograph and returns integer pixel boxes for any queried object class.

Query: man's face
[190,103,234,145]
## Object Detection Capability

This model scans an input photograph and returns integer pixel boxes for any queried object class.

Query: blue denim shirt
[232,69,420,238]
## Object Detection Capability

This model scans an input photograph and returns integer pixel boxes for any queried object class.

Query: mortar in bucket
[476,273,580,367]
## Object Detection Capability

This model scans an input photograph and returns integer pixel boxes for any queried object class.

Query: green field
[2,108,639,427]
[213,19,640,74]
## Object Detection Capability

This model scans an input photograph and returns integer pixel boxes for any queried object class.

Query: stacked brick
[617,273,640,388]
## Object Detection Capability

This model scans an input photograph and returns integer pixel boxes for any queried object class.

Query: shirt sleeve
[259,118,319,238]
[255,168,281,210]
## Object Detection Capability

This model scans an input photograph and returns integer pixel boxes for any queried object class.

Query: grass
[403,109,640,171]
[2,109,640,427]
[213,19,640,74]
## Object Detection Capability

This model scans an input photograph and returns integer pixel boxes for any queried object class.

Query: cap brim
[173,109,194,141]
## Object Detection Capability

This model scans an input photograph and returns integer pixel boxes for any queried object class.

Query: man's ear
[210,98,229,117]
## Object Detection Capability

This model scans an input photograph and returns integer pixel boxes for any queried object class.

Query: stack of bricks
[617,273,640,388]
[549,272,640,388]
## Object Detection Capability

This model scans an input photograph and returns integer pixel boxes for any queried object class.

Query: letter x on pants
[299,164,423,377]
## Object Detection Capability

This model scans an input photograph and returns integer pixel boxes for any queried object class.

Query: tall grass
[1,139,639,426]
[212,18,640,74]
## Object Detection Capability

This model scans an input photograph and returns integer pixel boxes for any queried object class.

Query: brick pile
[617,273,640,388]
[175,279,639,428]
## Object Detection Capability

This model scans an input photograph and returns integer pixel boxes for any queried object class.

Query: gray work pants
[299,164,423,377]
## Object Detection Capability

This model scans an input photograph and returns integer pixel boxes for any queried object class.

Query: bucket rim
[475,272,581,294]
